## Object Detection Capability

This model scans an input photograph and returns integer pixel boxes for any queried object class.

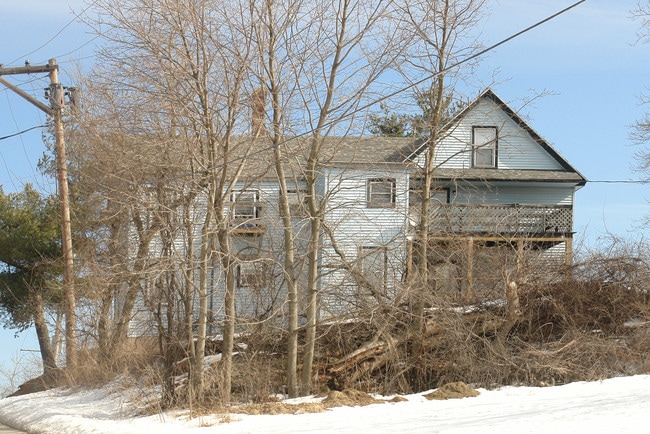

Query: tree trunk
[32,292,57,373]
[218,230,236,405]
[301,216,321,395]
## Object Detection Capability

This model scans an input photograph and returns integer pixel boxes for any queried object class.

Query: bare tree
[78,0,265,405]
[393,0,488,388]
[243,0,403,396]
[631,1,650,224]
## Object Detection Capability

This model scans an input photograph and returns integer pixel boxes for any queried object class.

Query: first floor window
[237,261,266,288]
[360,246,388,292]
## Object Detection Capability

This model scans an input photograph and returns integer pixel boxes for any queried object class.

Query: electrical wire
[588,180,650,184]
[8,0,102,67]
[0,125,48,142]
[140,0,589,186]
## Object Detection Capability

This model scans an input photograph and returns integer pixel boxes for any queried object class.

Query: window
[286,188,308,216]
[408,178,449,205]
[431,188,450,204]
[233,234,266,289]
[231,189,261,221]
[237,261,267,288]
[472,126,497,168]
[367,178,396,208]
[360,246,388,292]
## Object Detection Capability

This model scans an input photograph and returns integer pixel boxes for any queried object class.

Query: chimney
[251,87,267,136]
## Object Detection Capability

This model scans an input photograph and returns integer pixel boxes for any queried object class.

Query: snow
[0,375,649,433]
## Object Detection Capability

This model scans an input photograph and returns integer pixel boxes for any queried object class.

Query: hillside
[0,375,649,433]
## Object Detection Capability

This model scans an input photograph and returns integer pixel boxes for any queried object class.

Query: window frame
[472,126,498,168]
[230,189,261,221]
[366,178,396,208]
[236,261,266,289]
[285,187,309,217]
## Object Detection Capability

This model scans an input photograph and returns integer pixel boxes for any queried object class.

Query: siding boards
[415,98,566,171]
[452,184,574,206]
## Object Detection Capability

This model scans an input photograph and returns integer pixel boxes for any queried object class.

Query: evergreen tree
[0,185,61,373]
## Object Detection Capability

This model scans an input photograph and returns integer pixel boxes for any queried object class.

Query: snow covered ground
[0,375,648,434]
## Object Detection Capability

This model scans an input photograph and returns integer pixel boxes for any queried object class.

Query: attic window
[367,178,396,208]
[472,126,497,168]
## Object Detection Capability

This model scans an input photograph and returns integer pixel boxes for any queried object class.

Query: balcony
[423,203,573,236]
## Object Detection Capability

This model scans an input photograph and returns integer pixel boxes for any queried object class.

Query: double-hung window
[231,189,260,221]
[472,126,497,168]
[367,178,396,208]
[286,188,308,217]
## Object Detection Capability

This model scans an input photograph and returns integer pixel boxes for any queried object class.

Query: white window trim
[230,189,261,221]
[472,126,498,168]
[367,178,396,208]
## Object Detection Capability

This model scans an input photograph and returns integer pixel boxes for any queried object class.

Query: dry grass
[23,240,647,414]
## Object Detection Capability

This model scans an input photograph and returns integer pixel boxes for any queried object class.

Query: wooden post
[466,236,474,301]
[49,59,78,371]
[565,238,572,266]
[0,59,78,371]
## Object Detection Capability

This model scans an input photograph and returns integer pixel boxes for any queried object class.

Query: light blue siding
[415,98,566,171]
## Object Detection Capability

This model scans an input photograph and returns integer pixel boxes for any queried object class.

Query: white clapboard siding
[452,184,574,206]
[414,97,567,171]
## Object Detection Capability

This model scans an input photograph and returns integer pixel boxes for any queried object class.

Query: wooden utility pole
[0,58,77,371]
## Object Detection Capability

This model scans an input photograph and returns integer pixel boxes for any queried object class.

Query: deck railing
[423,203,573,235]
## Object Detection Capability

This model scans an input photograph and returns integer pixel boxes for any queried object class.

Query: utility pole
[0,58,77,371]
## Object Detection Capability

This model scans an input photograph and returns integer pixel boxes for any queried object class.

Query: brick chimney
[251,87,267,136]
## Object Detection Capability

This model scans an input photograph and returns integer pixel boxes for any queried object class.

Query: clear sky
[0,0,649,386]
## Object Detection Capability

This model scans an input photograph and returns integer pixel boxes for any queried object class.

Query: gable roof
[400,88,587,186]
[237,89,586,186]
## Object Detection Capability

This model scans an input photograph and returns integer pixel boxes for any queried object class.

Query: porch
[427,203,573,236]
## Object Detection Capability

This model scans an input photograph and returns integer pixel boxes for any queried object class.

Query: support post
[0,58,78,371]
[466,236,474,301]
[48,59,78,371]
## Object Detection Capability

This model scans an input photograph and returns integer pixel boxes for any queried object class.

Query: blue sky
[0,0,649,384]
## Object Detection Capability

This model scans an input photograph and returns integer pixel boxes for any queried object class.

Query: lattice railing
[426,204,573,235]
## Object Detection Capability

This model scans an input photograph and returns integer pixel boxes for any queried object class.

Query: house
[222,88,586,317]
[128,88,586,334]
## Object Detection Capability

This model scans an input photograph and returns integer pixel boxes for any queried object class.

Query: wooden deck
[427,203,573,236]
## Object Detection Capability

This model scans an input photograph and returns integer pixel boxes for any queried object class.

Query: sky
[0,0,649,389]
[0,374,649,433]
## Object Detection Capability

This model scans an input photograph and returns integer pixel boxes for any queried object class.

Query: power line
[8,0,101,67]
[0,125,48,142]
[141,0,588,186]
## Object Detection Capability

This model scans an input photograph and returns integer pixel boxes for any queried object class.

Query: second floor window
[472,126,497,168]
[367,178,396,208]
[231,189,260,220]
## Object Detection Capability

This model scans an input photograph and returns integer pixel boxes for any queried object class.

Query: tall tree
[395,0,487,389]
[82,0,260,405]
[245,0,402,396]
[631,1,650,223]
[0,185,61,374]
